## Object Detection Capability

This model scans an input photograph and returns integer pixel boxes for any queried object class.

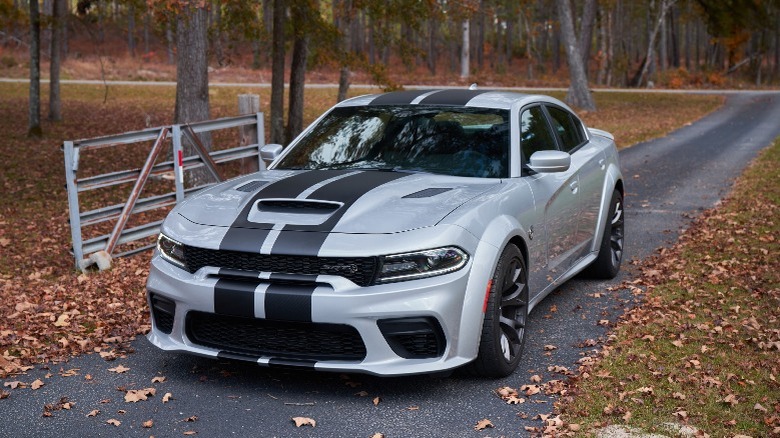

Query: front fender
[590,162,623,253]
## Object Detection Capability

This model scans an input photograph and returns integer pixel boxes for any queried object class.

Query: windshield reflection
[276,106,510,178]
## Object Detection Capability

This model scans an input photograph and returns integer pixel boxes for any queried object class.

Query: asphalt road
[2,91,779,438]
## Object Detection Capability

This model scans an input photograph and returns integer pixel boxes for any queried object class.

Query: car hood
[178,170,500,234]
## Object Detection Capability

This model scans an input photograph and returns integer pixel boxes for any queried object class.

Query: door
[519,106,580,298]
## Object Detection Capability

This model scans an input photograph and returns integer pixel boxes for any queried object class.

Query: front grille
[186,312,367,361]
[183,246,378,286]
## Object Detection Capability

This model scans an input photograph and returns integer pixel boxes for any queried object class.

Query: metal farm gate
[63,113,265,268]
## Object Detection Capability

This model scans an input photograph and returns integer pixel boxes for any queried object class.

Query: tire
[467,244,528,378]
[585,189,624,279]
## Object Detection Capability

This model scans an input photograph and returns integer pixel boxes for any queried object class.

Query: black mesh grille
[186,312,367,361]
[395,333,441,357]
[150,294,175,334]
[182,246,378,286]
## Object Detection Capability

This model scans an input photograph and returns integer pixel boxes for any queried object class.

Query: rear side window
[546,106,585,152]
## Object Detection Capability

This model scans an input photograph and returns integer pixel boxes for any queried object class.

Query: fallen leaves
[291,417,316,427]
[474,418,494,431]
[106,419,121,426]
[556,139,780,437]
[108,365,130,374]
[162,392,173,403]
[124,388,156,403]
[31,379,44,390]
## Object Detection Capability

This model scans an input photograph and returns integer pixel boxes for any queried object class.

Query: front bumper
[145,246,492,376]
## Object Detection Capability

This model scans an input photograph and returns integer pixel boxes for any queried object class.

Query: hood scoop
[402,188,453,199]
[246,198,342,226]
[257,199,342,213]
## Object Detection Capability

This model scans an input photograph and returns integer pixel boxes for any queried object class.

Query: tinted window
[546,106,585,152]
[275,106,510,178]
[520,106,557,165]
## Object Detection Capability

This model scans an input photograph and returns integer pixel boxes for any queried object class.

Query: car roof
[337,89,569,111]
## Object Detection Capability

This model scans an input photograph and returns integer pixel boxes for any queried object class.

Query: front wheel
[467,244,528,377]
[585,189,624,279]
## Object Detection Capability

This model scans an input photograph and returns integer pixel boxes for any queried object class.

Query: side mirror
[260,143,283,163]
[528,150,571,173]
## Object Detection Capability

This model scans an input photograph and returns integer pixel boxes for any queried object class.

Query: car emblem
[322,264,360,274]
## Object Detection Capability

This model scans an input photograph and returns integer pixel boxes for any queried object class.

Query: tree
[556,0,595,110]
[49,0,65,122]
[285,0,313,142]
[578,0,598,77]
[174,1,209,125]
[636,0,676,87]
[28,0,42,137]
[269,0,285,144]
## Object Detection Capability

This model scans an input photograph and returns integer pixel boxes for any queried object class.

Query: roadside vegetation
[555,137,780,437]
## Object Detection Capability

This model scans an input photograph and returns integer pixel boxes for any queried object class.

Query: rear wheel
[467,244,528,377]
[585,189,624,279]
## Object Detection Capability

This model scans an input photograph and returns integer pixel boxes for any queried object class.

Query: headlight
[376,247,468,283]
[157,234,186,270]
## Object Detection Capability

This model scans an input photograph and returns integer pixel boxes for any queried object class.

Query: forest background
[1,0,780,143]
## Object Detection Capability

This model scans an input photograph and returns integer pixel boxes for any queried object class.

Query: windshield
[275,106,510,178]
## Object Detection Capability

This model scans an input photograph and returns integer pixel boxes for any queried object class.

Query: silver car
[147,89,624,377]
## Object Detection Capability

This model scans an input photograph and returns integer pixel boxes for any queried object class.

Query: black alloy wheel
[468,244,528,377]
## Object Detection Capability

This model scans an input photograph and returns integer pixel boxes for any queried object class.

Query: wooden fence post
[238,94,261,173]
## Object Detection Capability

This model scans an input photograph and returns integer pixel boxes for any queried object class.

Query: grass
[558,138,780,436]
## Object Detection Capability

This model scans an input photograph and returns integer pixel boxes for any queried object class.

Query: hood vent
[235,180,269,193]
[402,188,452,199]
[257,199,342,213]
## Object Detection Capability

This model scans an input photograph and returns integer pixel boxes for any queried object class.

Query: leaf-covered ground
[0,83,722,386]
[545,138,780,437]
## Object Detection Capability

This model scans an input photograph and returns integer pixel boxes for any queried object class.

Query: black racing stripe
[268,358,316,369]
[214,279,258,317]
[264,283,317,322]
[269,273,319,284]
[417,89,490,106]
[369,90,433,105]
[219,170,353,252]
[217,351,261,363]
[270,171,409,256]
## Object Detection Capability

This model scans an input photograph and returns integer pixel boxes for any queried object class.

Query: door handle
[569,181,579,193]
[598,158,606,170]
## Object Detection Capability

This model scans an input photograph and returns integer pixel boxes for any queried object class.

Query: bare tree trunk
[669,4,679,68]
[28,0,42,138]
[174,5,210,124]
[49,0,64,122]
[637,0,676,87]
[270,0,286,144]
[143,11,150,54]
[428,18,437,75]
[336,0,352,102]
[127,3,136,57]
[477,0,485,70]
[286,1,312,143]
[214,1,224,66]
[660,4,667,71]
[556,0,595,110]
[166,23,175,65]
[553,21,561,73]
[579,0,598,77]
[596,4,610,85]
[461,20,470,79]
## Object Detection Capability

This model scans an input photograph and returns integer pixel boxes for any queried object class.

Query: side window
[520,106,557,165]
[546,106,585,152]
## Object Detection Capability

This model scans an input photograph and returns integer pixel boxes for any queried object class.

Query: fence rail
[63,112,265,268]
